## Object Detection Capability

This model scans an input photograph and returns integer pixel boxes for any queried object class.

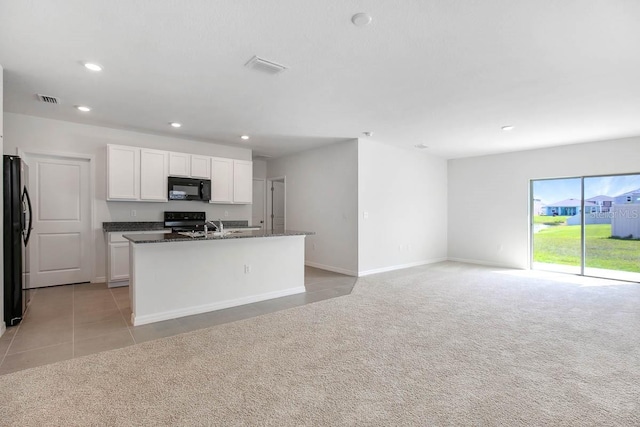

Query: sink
[178,231,224,238]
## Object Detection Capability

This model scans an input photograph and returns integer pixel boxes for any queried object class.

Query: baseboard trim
[132,286,306,326]
[92,276,106,284]
[358,258,448,277]
[446,257,523,269]
[305,261,358,277]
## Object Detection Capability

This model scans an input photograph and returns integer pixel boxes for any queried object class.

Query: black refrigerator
[3,155,33,326]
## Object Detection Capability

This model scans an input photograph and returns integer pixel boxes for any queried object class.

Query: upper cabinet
[233,160,253,204]
[107,144,251,204]
[107,145,140,200]
[168,152,190,177]
[190,155,211,179]
[169,152,211,179]
[140,149,168,201]
[211,157,233,203]
[210,159,253,204]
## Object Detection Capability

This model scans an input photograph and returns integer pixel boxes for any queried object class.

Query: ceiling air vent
[245,56,288,75]
[37,94,60,104]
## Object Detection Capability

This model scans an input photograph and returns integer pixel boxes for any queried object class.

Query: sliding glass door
[531,178,582,275]
[583,174,640,281]
[531,173,640,282]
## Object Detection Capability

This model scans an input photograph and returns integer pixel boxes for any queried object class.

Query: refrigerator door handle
[22,187,33,246]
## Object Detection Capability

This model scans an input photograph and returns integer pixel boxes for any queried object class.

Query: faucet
[203,219,224,235]
[203,220,218,235]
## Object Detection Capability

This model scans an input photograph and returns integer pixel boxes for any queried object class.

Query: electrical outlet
[224,210,229,217]
[131,210,136,217]
[244,264,251,274]
[363,211,369,219]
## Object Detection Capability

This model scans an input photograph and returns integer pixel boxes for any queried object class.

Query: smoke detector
[245,56,288,75]
[37,94,60,104]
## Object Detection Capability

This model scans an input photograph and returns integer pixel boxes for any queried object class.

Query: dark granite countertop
[123,230,314,244]
[103,222,166,232]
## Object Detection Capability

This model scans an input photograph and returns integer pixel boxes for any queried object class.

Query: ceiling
[1,1,639,159]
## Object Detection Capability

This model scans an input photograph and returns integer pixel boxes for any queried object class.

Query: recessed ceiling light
[501,125,515,131]
[83,63,103,72]
[240,135,250,140]
[170,122,182,128]
[352,13,373,27]
[362,131,373,137]
[75,105,91,112]
[415,144,429,149]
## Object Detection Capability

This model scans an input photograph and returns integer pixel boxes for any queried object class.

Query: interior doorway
[267,177,286,232]
[23,152,93,287]
[531,173,640,282]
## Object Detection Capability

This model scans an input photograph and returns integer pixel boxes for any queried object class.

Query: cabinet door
[233,160,253,204]
[107,145,140,200]
[169,152,190,177]
[108,242,130,282]
[140,149,168,201]
[191,155,211,179]
[211,157,233,203]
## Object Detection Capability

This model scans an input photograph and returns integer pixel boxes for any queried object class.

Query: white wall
[358,139,448,275]
[253,159,267,180]
[3,113,252,282]
[267,140,358,275]
[448,137,640,268]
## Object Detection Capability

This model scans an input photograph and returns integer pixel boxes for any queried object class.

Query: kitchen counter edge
[123,230,315,244]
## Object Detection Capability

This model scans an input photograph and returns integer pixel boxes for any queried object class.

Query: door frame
[16,148,98,283]
[529,171,640,282]
[252,178,267,228]
[266,176,286,231]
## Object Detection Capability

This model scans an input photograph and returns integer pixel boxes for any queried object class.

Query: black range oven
[164,211,206,232]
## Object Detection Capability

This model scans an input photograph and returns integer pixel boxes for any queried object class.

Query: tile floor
[0,266,356,375]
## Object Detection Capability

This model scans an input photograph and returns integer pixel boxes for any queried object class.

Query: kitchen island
[124,230,313,326]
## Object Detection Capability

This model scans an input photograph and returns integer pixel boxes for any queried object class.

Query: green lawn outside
[533,224,640,272]
[533,215,571,225]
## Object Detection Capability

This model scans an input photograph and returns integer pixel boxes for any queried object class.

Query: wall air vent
[245,56,288,75]
[37,94,60,104]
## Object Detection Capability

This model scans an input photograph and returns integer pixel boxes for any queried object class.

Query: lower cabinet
[106,230,169,287]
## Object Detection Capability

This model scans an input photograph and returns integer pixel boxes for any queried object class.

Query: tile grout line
[0,287,39,369]
[109,287,138,345]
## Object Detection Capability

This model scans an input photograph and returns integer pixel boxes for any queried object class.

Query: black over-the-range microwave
[168,176,211,201]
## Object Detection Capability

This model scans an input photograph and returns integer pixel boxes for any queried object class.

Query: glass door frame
[529,172,640,281]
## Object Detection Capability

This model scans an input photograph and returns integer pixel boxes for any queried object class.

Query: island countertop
[123,229,315,244]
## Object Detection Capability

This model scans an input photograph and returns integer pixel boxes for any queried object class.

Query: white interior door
[252,179,266,228]
[28,154,92,287]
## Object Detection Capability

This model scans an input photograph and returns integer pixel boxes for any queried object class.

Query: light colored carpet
[1,262,639,426]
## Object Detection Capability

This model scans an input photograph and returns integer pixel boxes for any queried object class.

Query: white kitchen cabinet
[169,152,191,177]
[106,230,170,287]
[210,157,233,203]
[109,242,130,283]
[140,149,168,201]
[107,145,140,200]
[106,232,131,287]
[190,155,211,179]
[233,160,253,204]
